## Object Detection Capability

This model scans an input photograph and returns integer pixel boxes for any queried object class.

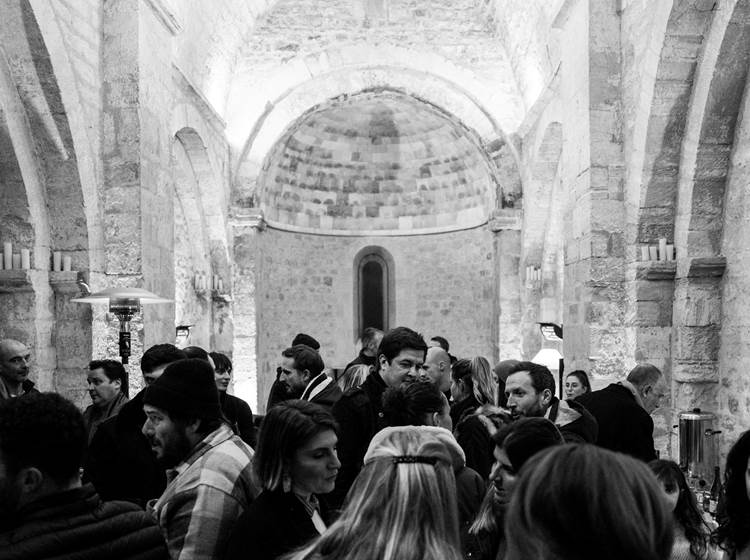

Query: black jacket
[546,396,599,444]
[304,374,343,412]
[343,350,377,373]
[0,484,167,560]
[329,371,388,508]
[83,389,166,506]
[225,489,331,560]
[576,383,656,462]
[221,392,257,448]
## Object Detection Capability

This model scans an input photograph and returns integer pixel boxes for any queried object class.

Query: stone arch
[670,0,750,452]
[0,0,94,404]
[353,245,396,338]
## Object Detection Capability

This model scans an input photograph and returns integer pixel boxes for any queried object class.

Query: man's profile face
[87,368,121,408]
[142,363,170,387]
[0,342,30,384]
[505,371,548,419]
[421,347,450,392]
[642,378,668,414]
[279,356,308,397]
[142,404,193,468]
[379,348,424,388]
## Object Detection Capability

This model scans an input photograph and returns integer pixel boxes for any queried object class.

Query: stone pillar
[560,0,628,380]
[231,209,264,412]
[490,209,523,360]
[50,271,93,407]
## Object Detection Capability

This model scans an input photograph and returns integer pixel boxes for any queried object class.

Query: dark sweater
[225,489,330,560]
[220,391,257,448]
[0,484,167,560]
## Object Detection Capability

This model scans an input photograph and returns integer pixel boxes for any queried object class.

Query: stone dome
[258,90,495,234]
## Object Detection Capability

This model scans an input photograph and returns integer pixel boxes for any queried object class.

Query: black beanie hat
[292,333,320,350]
[142,358,222,419]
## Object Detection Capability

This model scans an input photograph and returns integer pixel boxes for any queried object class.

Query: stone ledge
[488,209,523,232]
[687,256,726,278]
[0,270,34,293]
[635,261,677,281]
[49,271,80,294]
[672,361,719,383]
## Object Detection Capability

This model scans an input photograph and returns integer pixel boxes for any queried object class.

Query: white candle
[658,238,668,261]
[218,279,224,292]
[649,246,658,261]
[213,275,219,290]
[640,246,649,261]
[666,245,675,261]
[53,251,62,272]
[62,255,72,272]
[20,249,30,269]
[11,254,20,269]
[3,242,11,270]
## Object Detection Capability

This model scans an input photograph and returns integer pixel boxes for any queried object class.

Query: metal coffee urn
[679,408,720,489]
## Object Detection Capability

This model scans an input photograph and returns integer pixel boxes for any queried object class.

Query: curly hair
[712,430,750,556]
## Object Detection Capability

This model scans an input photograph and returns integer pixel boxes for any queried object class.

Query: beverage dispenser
[678,408,720,489]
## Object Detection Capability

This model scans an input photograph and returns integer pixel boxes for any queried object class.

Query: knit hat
[142,358,222,419]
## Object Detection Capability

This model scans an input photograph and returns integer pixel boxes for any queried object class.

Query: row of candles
[194,273,224,293]
[641,238,675,262]
[2,243,73,271]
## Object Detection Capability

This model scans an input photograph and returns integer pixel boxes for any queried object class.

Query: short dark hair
[183,346,210,362]
[0,392,85,484]
[430,336,450,352]
[382,380,445,427]
[292,333,320,350]
[282,345,324,378]
[492,417,564,471]
[140,344,187,374]
[713,430,750,553]
[377,327,427,369]
[209,352,232,374]
[507,361,555,397]
[88,359,128,397]
[254,400,338,491]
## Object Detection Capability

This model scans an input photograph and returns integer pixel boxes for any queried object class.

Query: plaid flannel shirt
[149,424,260,560]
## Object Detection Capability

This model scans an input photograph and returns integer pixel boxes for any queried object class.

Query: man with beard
[504,361,597,444]
[0,339,37,400]
[278,344,341,411]
[82,359,129,444]
[142,358,259,560]
[0,392,167,559]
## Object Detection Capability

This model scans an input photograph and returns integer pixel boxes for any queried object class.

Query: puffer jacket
[0,483,167,560]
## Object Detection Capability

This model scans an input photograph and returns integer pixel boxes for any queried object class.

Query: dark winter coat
[220,391,257,448]
[83,389,166,507]
[576,383,657,462]
[329,370,388,508]
[546,396,599,444]
[343,350,377,373]
[304,374,343,412]
[0,483,167,560]
[225,489,331,560]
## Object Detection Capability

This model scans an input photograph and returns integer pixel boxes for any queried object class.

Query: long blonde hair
[287,427,462,560]
[336,364,371,393]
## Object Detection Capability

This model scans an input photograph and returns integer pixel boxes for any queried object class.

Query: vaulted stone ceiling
[259,89,493,233]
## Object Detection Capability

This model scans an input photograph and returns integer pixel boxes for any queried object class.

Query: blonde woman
[287,426,463,560]
[336,364,371,394]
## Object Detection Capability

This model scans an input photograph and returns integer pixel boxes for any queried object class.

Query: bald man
[0,339,36,400]
[421,346,452,393]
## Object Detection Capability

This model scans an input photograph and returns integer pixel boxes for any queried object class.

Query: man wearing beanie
[142,358,260,560]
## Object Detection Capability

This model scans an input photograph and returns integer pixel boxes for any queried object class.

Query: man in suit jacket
[278,344,342,411]
[576,363,667,462]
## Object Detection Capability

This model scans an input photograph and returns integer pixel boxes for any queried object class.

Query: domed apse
[258,90,495,234]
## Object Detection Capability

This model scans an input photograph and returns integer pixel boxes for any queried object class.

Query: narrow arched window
[355,248,394,335]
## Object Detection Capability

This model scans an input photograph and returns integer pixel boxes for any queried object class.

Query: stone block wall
[247,226,499,411]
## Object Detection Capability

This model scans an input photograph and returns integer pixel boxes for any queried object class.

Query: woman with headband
[288,425,463,560]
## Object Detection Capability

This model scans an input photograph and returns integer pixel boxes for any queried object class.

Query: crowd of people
[0,331,748,559]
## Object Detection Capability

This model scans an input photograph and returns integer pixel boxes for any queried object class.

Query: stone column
[490,209,523,360]
[231,208,264,412]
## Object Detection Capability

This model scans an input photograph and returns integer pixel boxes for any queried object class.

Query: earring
[282,471,291,493]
